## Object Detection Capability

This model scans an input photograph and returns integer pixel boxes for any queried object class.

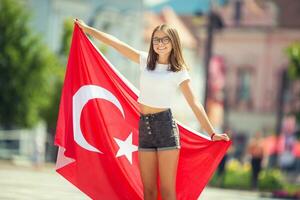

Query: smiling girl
[75,19,230,200]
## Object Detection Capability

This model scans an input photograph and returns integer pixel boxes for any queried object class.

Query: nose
[158,41,165,46]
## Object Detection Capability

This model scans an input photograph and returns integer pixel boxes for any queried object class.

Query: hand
[74,18,89,32]
[212,133,230,141]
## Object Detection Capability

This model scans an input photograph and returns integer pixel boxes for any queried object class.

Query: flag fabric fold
[54,24,231,200]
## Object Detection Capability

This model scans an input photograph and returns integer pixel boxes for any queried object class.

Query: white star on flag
[114,133,138,164]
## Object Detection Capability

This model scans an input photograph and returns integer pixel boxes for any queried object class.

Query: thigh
[157,149,180,189]
[138,151,158,190]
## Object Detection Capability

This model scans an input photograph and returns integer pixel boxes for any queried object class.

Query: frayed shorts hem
[138,146,181,151]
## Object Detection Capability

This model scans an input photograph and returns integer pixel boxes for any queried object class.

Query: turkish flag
[54,24,231,200]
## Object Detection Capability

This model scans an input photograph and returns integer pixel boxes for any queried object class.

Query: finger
[223,134,230,140]
[223,135,230,141]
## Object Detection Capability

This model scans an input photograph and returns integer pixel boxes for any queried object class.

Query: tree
[0,0,63,129]
[60,19,74,59]
[42,19,74,133]
[285,42,300,132]
[285,42,300,80]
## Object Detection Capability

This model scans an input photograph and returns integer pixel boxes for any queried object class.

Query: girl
[75,19,230,200]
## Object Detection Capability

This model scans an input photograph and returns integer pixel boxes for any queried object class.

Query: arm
[74,19,140,64]
[179,80,230,141]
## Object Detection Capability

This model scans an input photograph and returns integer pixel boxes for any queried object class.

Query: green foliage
[285,42,300,126]
[0,0,63,128]
[209,159,285,191]
[0,0,111,131]
[224,165,251,189]
[42,19,74,132]
[210,159,252,189]
[258,169,284,191]
[41,63,64,133]
[282,183,300,195]
[59,18,74,58]
[285,42,300,80]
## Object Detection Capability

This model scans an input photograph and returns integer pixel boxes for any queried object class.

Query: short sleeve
[139,51,148,70]
[176,69,191,86]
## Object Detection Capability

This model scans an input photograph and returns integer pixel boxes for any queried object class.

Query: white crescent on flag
[72,85,125,153]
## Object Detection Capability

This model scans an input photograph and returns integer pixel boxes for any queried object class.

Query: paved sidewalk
[0,161,281,200]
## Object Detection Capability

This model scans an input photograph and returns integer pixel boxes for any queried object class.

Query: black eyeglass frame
[152,36,170,45]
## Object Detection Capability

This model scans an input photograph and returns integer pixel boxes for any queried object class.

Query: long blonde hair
[147,24,188,72]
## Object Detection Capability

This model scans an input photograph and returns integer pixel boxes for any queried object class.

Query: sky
[144,0,168,6]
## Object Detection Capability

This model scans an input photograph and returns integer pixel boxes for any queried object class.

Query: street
[0,161,282,200]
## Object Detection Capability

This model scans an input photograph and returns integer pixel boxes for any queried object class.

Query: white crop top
[137,51,190,108]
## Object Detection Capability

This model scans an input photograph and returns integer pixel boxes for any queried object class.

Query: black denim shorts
[138,108,180,151]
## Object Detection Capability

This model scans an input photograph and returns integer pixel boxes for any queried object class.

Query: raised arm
[74,19,140,64]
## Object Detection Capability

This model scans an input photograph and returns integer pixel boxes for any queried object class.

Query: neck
[157,54,169,64]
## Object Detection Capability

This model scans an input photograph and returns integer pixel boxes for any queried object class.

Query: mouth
[157,47,167,50]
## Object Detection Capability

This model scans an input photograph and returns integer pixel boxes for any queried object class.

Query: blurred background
[0,0,300,199]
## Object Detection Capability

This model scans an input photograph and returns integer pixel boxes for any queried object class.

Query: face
[152,30,173,56]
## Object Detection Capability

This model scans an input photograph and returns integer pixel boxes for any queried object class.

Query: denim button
[148,131,152,134]
[147,126,151,130]
[146,121,149,124]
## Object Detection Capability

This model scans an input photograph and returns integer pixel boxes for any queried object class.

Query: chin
[155,50,171,56]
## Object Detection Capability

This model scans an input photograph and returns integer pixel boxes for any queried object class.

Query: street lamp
[203,9,224,110]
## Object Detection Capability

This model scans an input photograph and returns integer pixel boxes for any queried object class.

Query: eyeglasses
[152,36,170,45]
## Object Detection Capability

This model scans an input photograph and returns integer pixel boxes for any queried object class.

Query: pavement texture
[0,160,285,200]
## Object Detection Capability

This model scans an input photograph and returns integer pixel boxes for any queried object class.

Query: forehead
[153,30,168,38]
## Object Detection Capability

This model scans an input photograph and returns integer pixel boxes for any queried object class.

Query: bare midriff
[139,103,169,115]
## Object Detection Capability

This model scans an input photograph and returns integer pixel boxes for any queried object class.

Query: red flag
[54,24,231,200]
